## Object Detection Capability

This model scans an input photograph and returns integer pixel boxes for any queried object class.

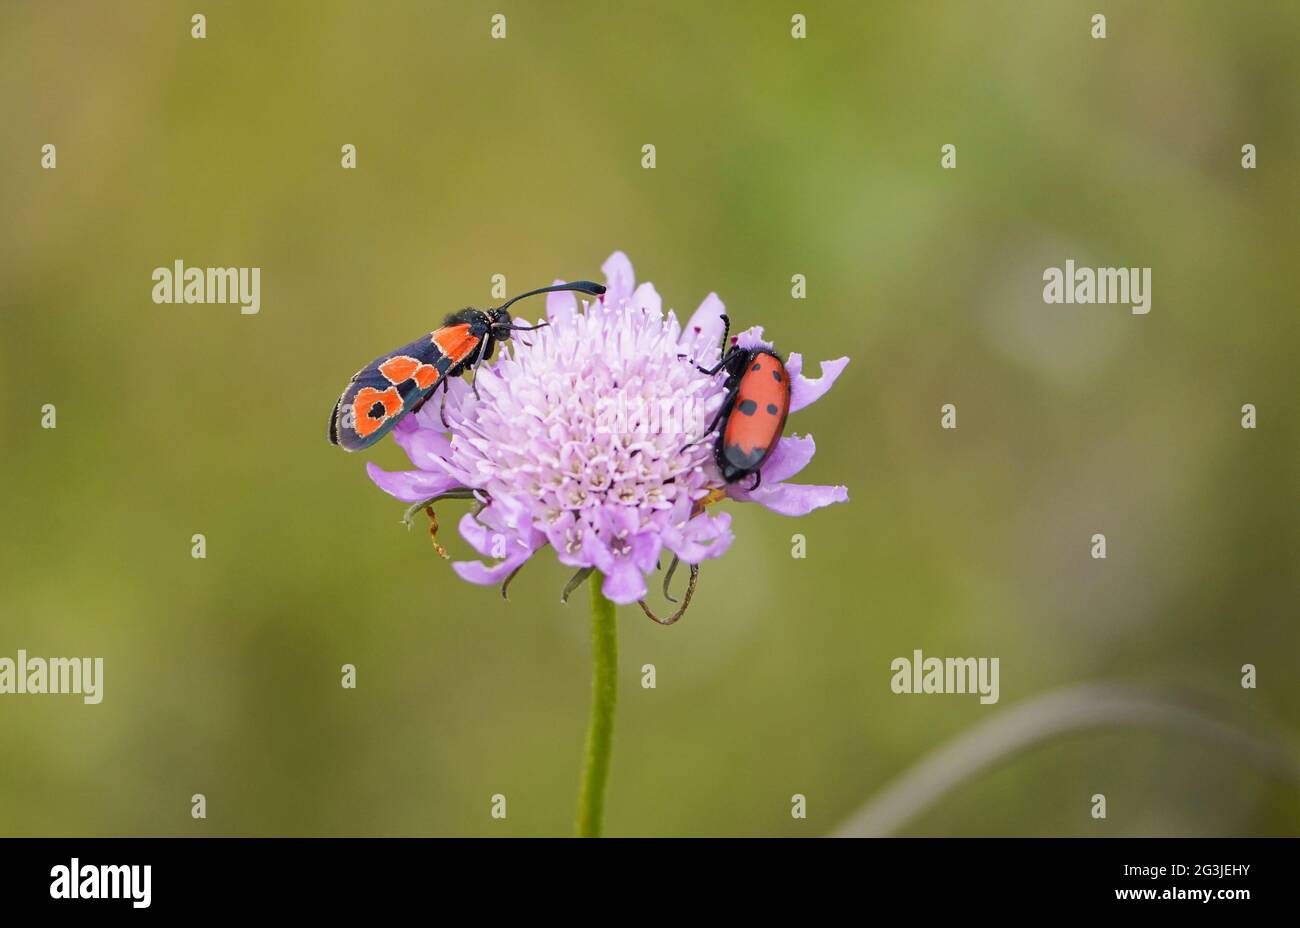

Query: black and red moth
[328,280,606,451]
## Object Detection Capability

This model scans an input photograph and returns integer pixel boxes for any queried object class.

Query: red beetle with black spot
[695,315,791,488]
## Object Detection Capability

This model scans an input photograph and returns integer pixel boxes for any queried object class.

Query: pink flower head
[366,252,849,605]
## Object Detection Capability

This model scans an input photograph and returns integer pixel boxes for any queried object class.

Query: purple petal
[478,491,532,532]
[665,493,695,524]
[451,509,543,584]
[365,462,465,502]
[731,481,849,516]
[786,354,849,413]
[628,531,662,573]
[631,281,662,315]
[600,562,648,604]
[665,511,734,563]
[741,435,816,487]
[581,528,615,573]
[457,512,500,558]
[393,425,454,471]
[546,279,578,325]
[452,549,533,585]
[682,293,727,350]
[595,504,638,537]
[601,251,636,307]
[546,515,594,569]
[734,326,773,352]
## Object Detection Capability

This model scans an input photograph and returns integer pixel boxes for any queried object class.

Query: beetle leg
[697,343,745,378]
[680,391,732,452]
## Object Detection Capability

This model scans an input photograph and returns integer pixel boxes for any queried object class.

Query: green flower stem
[575,572,618,837]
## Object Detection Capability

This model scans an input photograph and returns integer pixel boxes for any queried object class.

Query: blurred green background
[2,0,1297,837]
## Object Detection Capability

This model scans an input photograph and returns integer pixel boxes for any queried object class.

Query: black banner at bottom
[0,837,1289,914]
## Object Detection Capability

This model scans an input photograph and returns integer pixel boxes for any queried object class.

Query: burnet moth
[328,280,606,451]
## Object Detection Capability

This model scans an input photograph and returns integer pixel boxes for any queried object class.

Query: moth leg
[423,506,449,559]
[439,378,451,429]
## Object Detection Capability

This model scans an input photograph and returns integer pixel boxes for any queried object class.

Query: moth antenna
[494,280,606,314]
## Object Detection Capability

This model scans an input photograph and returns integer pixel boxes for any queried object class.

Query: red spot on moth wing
[413,363,439,389]
[379,355,419,384]
[351,386,403,438]
[430,323,480,363]
[379,354,439,389]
